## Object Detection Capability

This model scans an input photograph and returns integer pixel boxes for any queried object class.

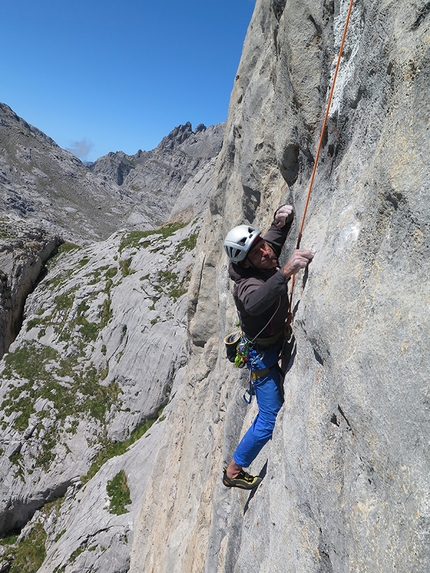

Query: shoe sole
[222,477,262,490]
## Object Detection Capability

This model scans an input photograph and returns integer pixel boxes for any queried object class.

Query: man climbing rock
[222,205,314,490]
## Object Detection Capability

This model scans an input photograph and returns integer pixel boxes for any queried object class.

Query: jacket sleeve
[262,216,293,258]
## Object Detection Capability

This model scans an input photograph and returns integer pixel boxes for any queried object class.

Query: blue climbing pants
[233,344,283,468]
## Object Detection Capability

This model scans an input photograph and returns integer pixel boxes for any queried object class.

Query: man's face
[244,239,278,270]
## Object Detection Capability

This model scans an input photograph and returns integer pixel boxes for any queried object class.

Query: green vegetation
[106,470,131,515]
[45,268,74,290]
[77,256,90,268]
[149,296,159,311]
[105,266,118,279]
[176,231,199,254]
[27,257,115,340]
[0,534,19,545]
[119,257,134,277]
[44,242,79,273]
[58,241,80,254]
[54,291,75,312]
[60,538,98,571]
[0,522,47,573]
[0,218,13,239]
[0,498,72,573]
[119,222,187,252]
[82,410,163,483]
[156,269,188,301]
[1,340,122,470]
[69,545,86,562]
[54,529,67,543]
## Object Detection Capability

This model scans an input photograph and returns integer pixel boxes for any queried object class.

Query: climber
[222,205,314,490]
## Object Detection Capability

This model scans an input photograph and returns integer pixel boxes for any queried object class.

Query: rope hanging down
[287,0,355,326]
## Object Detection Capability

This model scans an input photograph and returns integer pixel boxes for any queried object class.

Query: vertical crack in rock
[337,405,354,434]
[411,2,430,30]
[0,228,62,359]
[280,143,300,186]
[272,0,287,22]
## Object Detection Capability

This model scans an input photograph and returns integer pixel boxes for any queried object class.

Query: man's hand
[274,204,294,227]
[282,249,314,278]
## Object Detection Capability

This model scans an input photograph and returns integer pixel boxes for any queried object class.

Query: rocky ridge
[0,103,224,244]
[89,122,224,228]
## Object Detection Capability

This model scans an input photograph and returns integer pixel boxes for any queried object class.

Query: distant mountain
[89,121,225,227]
[0,103,224,244]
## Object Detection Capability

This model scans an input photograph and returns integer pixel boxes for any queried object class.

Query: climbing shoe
[222,467,262,490]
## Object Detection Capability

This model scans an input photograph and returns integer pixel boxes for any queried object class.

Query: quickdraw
[234,339,250,368]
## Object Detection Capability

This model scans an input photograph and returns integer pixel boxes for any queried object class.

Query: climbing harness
[244,357,269,404]
[234,297,282,368]
[287,0,355,326]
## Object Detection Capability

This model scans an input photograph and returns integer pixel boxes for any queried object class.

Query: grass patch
[107,470,131,515]
[156,269,188,301]
[77,256,90,268]
[105,266,118,279]
[82,411,162,483]
[54,292,75,311]
[176,231,198,253]
[119,222,187,252]
[28,269,114,344]
[58,241,79,253]
[7,522,46,573]
[119,258,134,277]
[0,498,65,572]
[0,534,19,546]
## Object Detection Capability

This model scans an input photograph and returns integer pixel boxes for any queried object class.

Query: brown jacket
[228,218,292,342]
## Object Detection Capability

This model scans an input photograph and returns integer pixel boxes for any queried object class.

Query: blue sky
[2,0,255,162]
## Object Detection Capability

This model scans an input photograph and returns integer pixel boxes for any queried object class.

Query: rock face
[127,0,429,572]
[0,110,223,570]
[0,219,62,359]
[0,0,429,572]
[0,221,194,570]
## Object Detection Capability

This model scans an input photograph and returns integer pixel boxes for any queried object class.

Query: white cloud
[66,137,94,160]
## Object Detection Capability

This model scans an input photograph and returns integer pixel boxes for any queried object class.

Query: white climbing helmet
[224,225,261,263]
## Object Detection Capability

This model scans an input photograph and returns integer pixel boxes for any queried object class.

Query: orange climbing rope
[287,0,355,326]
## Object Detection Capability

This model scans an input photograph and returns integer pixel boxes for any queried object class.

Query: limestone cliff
[129,0,429,571]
